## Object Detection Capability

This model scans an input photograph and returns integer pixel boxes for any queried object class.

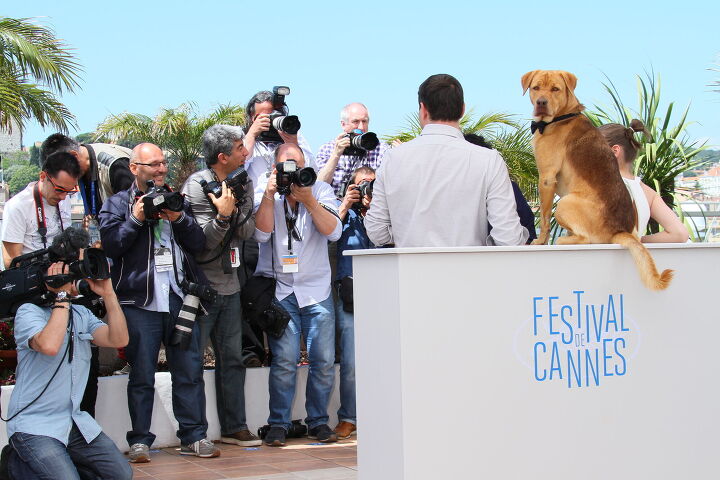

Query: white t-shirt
[1,182,73,255]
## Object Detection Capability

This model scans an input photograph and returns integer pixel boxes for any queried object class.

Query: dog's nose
[536,97,548,107]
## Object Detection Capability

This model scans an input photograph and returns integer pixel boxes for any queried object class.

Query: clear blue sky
[5,1,720,151]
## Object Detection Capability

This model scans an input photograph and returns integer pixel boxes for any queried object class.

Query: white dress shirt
[253,177,341,308]
[365,124,528,247]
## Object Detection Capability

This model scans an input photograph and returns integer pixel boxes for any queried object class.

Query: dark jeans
[123,293,208,446]
[198,292,248,436]
[8,425,132,480]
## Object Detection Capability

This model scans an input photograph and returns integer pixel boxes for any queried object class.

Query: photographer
[1,151,78,269]
[243,89,315,190]
[316,103,390,197]
[181,125,261,447]
[332,166,376,440]
[5,262,132,480]
[254,143,341,446]
[98,143,220,462]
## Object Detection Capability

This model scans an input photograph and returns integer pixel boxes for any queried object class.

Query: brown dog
[521,69,672,290]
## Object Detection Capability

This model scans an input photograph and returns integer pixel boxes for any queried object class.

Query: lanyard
[33,182,64,248]
[282,199,301,253]
[78,178,98,216]
[153,219,164,245]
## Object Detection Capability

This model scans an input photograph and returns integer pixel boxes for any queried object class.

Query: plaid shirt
[315,140,390,196]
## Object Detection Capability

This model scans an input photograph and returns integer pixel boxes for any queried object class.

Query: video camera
[142,180,185,220]
[0,227,111,319]
[343,129,380,157]
[199,166,250,206]
[258,86,301,143]
[276,160,317,196]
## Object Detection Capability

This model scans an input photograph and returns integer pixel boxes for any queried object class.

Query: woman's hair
[598,119,650,162]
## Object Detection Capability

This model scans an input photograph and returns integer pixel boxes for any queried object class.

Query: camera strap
[33,182,65,248]
[78,179,98,217]
[282,199,302,253]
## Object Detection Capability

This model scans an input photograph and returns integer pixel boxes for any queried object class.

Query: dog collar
[530,113,580,134]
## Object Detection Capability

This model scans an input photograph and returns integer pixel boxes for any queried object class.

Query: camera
[168,280,217,349]
[343,130,379,157]
[0,227,111,318]
[199,166,250,205]
[257,420,308,440]
[258,86,302,142]
[340,179,375,212]
[276,160,317,196]
[142,180,185,219]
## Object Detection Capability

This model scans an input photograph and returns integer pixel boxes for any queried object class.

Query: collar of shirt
[420,123,464,139]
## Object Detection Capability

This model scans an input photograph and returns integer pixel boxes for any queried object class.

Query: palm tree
[0,16,81,133]
[95,103,246,187]
[585,72,710,236]
[383,110,538,201]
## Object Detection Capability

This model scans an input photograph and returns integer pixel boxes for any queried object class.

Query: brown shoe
[221,429,262,447]
[334,421,357,439]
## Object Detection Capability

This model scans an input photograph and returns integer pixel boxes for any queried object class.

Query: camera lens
[272,115,301,135]
[295,167,317,188]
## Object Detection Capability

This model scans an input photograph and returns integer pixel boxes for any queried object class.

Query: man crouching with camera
[5,262,132,479]
[254,143,342,446]
[99,143,220,462]
[182,125,262,447]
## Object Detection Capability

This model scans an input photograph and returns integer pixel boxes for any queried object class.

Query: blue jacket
[98,182,209,307]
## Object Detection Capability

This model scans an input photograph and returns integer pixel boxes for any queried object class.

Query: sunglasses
[46,175,79,195]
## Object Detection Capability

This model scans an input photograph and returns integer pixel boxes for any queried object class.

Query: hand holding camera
[45,262,73,296]
[342,184,361,211]
[248,113,271,139]
[208,181,236,217]
[333,133,351,157]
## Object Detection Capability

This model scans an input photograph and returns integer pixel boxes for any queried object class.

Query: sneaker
[334,421,357,439]
[114,363,131,375]
[180,438,221,458]
[128,443,150,463]
[264,426,287,447]
[308,424,338,443]
[221,429,262,447]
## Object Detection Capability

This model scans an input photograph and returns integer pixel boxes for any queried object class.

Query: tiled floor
[130,438,357,480]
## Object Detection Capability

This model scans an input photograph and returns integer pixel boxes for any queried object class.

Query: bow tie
[530,113,580,135]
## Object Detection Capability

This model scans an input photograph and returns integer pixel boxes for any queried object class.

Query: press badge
[229,247,241,268]
[154,247,173,272]
[282,254,299,273]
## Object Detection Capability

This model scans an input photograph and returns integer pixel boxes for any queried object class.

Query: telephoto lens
[169,295,200,349]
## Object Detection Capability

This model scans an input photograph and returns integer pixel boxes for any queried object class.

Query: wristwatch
[55,291,70,303]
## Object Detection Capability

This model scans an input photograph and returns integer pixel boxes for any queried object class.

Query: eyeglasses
[132,160,169,169]
[46,175,79,195]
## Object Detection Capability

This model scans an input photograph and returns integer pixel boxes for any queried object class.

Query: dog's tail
[611,232,673,290]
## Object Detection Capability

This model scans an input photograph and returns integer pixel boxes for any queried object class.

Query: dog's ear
[521,70,539,95]
[559,71,577,92]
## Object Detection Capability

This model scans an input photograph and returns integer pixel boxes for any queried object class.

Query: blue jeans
[124,293,208,446]
[267,293,335,430]
[335,304,356,424]
[198,292,248,435]
[8,425,132,480]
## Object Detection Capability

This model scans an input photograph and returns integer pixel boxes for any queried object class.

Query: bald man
[316,102,390,197]
[253,143,342,446]
[99,143,221,462]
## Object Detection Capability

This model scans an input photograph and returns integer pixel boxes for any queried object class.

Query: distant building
[0,119,23,152]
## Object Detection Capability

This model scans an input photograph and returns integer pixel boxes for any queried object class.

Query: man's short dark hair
[418,74,464,122]
[40,133,81,164]
[353,166,375,184]
[43,151,81,178]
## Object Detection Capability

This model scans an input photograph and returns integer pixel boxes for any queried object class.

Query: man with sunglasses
[1,151,80,269]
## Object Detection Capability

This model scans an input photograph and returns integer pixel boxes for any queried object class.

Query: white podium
[349,244,720,480]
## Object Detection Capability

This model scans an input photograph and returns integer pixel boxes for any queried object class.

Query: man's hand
[85,277,117,300]
[159,209,183,222]
[333,133,351,157]
[342,184,360,210]
[209,181,236,217]
[132,197,146,223]
[45,262,73,295]
[361,193,372,210]
[265,169,279,197]
[278,131,299,145]
[290,184,315,206]
[248,113,271,139]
